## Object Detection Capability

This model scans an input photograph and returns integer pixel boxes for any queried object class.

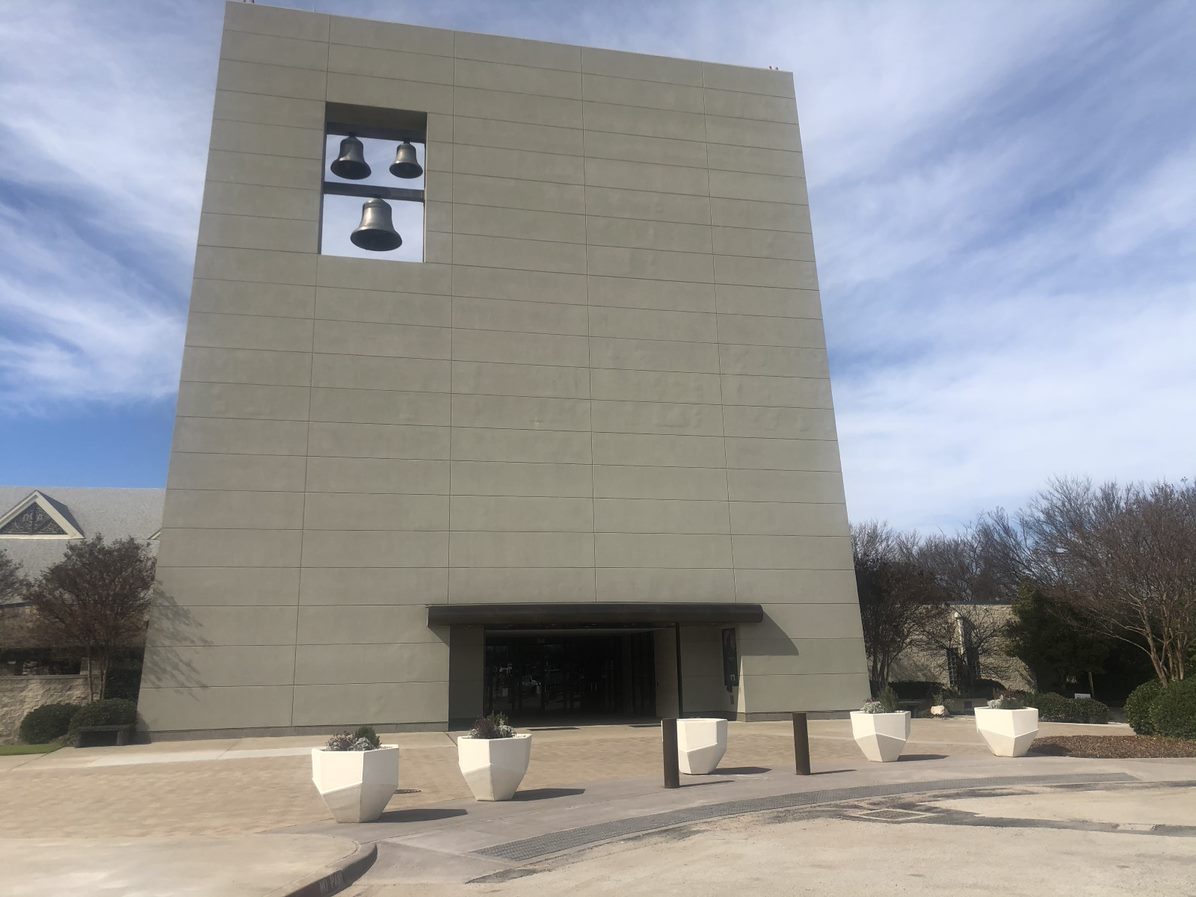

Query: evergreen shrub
[1150,679,1196,740]
[890,681,941,701]
[18,703,80,744]
[1027,692,1109,724]
[67,698,137,744]
[1125,680,1164,735]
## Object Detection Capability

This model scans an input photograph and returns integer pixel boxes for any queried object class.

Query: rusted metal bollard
[662,717,680,788]
[793,711,811,775]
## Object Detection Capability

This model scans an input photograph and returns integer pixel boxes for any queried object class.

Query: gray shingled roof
[0,487,164,598]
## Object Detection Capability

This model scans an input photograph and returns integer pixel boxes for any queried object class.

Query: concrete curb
[267,840,377,897]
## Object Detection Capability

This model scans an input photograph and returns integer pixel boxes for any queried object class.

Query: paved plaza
[1,719,1193,895]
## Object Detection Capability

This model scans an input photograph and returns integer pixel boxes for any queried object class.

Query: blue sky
[0,0,1193,531]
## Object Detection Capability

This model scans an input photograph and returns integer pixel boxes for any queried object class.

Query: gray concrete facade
[139,2,869,736]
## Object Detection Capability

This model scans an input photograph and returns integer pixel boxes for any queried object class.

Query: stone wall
[890,604,1032,694]
[0,675,90,743]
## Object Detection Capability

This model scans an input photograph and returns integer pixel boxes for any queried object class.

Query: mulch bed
[1030,735,1196,758]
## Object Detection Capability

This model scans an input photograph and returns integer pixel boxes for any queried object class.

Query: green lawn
[0,743,60,756]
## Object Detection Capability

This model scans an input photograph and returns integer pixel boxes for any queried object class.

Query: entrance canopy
[427,602,763,627]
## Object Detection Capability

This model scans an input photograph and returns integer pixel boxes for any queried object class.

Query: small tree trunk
[83,646,96,702]
[1087,670,1095,697]
[869,654,887,698]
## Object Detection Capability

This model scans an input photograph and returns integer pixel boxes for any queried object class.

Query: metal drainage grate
[475,772,1133,863]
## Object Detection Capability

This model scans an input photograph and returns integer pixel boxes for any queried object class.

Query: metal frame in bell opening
[323,128,426,206]
[323,124,426,254]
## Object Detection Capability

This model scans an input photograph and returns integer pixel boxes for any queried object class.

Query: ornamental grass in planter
[974,694,1038,757]
[849,689,910,762]
[311,726,399,823]
[457,713,532,801]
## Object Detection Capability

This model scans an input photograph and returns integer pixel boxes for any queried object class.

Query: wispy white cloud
[774,1,1196,528]
[837,284,1196,530]
[0,0,1192,528]
[0,204,184,408]
[1095,138,1196,257]
[0,2,215,258]
[0,1,216,412]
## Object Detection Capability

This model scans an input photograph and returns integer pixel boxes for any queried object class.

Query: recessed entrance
[483,629,656,721]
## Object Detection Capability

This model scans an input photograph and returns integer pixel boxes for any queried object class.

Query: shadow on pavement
[715,766,771,775]
[899,754,948,762]
[376,808,468,823]
[513,787,586,801]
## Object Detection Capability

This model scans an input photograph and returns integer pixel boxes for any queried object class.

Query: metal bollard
[793,711,811,775]
[662,718,680,788]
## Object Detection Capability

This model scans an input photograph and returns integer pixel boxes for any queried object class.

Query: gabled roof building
[0,487,163,597]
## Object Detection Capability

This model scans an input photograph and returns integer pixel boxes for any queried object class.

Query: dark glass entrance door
[483,630,656,721]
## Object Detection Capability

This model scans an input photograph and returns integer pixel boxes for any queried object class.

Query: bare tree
[852,521,947,692]
[1016,478,1196,684]
[974,508,1038,601]
[0,548,25,604]
[0,549,32,656]
[28,536,156,700]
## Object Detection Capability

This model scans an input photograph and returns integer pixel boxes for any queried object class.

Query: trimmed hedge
[1027,692,1110,724]
[1150,679,1196,740]
[889,681,943,701]
[19,703,81,744]
[1080,698,1111,724]
[1125,679,1164,735]
[67,698,138,744]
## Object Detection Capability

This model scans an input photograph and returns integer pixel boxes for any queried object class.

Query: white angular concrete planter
[850,711,911,762]
[310,745,398,823]
[676,718,728,775]
[974,707,1038,757]
[457,733,532,801]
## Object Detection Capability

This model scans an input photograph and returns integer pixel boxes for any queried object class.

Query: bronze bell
[350,198,402,251]
[330,134,371,180]
[389,140,423,179]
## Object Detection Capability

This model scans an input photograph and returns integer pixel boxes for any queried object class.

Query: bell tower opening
[320,103,427,263]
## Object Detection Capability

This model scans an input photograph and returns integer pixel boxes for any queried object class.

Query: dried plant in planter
[311,724,396,823]
[987,692,1026,710]
[458,712,530,800]
[859,685,902,714]
[851,687,911,762]
[325,725,382,751]
[469,712,515,739]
